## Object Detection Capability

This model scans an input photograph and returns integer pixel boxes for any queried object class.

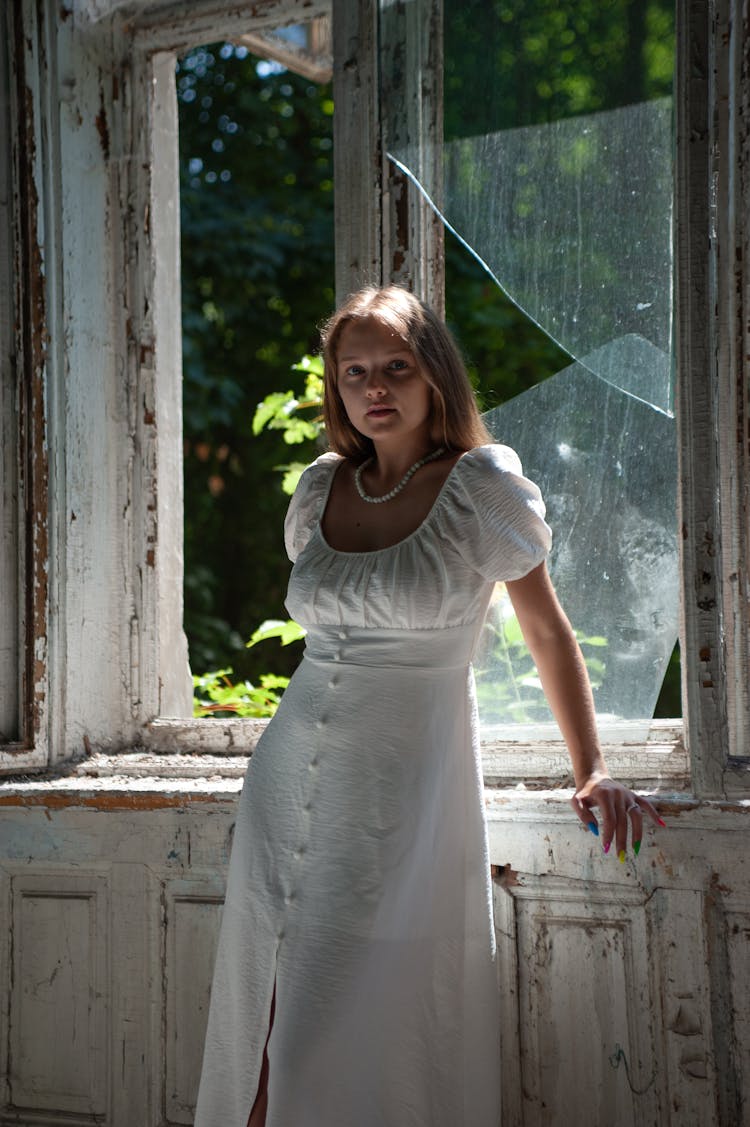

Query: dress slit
[246,964,277,1127]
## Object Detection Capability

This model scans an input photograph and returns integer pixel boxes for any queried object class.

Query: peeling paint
[0,791,224,811]
[13,18,50,754]
[95,100,110,159]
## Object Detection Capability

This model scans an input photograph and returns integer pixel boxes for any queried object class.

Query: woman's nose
[364,370,387,394]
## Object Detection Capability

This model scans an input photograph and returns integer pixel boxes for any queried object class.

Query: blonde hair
[319,285,493,460]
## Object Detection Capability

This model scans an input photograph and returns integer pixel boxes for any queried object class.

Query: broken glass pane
[478,345,678,739]
[382,2,677,736]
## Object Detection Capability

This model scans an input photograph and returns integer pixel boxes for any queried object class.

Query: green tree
[178,45,333,683]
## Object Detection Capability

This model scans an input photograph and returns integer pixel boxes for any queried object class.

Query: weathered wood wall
[0,787,748,1125]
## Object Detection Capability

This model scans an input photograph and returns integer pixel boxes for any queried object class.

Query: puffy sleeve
[283,452,342,562]
[439,444,551,581]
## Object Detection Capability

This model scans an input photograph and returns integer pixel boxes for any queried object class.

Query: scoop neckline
[314,446,480,557]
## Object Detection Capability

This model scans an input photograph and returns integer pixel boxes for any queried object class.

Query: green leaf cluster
[251,356,325,494]
[476,601,609,725]
[247,619,307,648]
[193,668,290,719]
[193,618,306,718]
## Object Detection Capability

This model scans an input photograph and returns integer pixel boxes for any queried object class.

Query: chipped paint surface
[12,8,50,759]
[0,784,748,1127]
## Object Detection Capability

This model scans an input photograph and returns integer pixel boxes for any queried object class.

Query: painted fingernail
[657,816,667,827]
[633,840,642,856]
[588,821,599,836]
[603,840,611,854]
[618,849,626,863]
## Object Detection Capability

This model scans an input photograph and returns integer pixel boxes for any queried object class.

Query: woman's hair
[319,284,493,460]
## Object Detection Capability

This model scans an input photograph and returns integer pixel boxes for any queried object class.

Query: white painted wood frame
[676,0,750,796]
[0,3,19,748]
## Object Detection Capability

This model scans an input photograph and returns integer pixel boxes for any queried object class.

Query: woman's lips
[366,406,395,416]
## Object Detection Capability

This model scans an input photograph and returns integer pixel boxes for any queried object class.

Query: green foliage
[476,599,609,724]
[444,0,675,141]
[443,0,675,408]
[251,358,324,444]
[193,618,306,717]
[251,355,325,493]
[193,668,289,718]
[178,44,334,683]
[247,618,307,648]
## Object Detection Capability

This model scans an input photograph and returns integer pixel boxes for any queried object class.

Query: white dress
[194,444,551,1127]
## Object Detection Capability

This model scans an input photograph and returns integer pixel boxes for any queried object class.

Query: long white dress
[194,443,551,1127]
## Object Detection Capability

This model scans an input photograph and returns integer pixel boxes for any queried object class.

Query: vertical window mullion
[675,0,726,795]
[0,4,19,747]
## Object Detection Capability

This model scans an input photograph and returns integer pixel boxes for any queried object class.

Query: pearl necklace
[354,447,446,504]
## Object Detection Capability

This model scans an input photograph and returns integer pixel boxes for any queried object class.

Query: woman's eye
[344,365,364,377]
[389,359,409,371]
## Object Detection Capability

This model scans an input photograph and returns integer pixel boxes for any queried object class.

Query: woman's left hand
[570,774,665,859]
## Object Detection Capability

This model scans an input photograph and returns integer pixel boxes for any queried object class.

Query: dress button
[285,892,295,904]
[293,848,304,860]
[315,718,325,729]
[303,801,312,812]
[337,630,347,640]
[333,651,341,662]
[328,677,338,689]
[308,758,319,771]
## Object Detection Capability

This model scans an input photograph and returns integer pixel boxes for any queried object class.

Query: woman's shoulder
[453,443,524,479]
[292,450,344,499]
[303,449,344,477]
[284,451,343,562]
[439,444,551,580]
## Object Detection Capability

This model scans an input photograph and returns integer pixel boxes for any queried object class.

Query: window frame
[675,0,750,795]
[0,1,19,751]
[1,0,747,800]
[1,0,54,773]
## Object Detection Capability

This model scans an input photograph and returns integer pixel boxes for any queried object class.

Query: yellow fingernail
[618,849,626,863]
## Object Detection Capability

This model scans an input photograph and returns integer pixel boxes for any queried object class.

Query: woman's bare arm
[505,562,663,855]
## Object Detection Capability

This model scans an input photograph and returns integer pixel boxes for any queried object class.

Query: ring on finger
[626,802,640,814]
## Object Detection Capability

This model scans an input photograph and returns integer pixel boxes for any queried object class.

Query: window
[1,0,747,800]
[434,0,679,740]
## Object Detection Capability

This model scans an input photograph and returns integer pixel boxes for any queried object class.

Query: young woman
[194,285,662,1127]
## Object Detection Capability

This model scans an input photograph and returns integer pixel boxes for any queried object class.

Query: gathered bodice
[284,444,551,633]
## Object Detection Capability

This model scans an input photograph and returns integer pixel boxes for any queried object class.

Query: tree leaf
[246,618,307,648]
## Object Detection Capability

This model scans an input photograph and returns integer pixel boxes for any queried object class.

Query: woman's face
[335,317,433,447]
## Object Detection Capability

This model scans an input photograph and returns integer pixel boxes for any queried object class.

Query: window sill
[0,762,747,825]
[0,719,694,806]
[139,715,688,790]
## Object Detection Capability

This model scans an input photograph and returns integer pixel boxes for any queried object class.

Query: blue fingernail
[587,821,599,836]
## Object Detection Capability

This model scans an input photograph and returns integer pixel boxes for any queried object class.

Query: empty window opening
[177,36,334,711]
